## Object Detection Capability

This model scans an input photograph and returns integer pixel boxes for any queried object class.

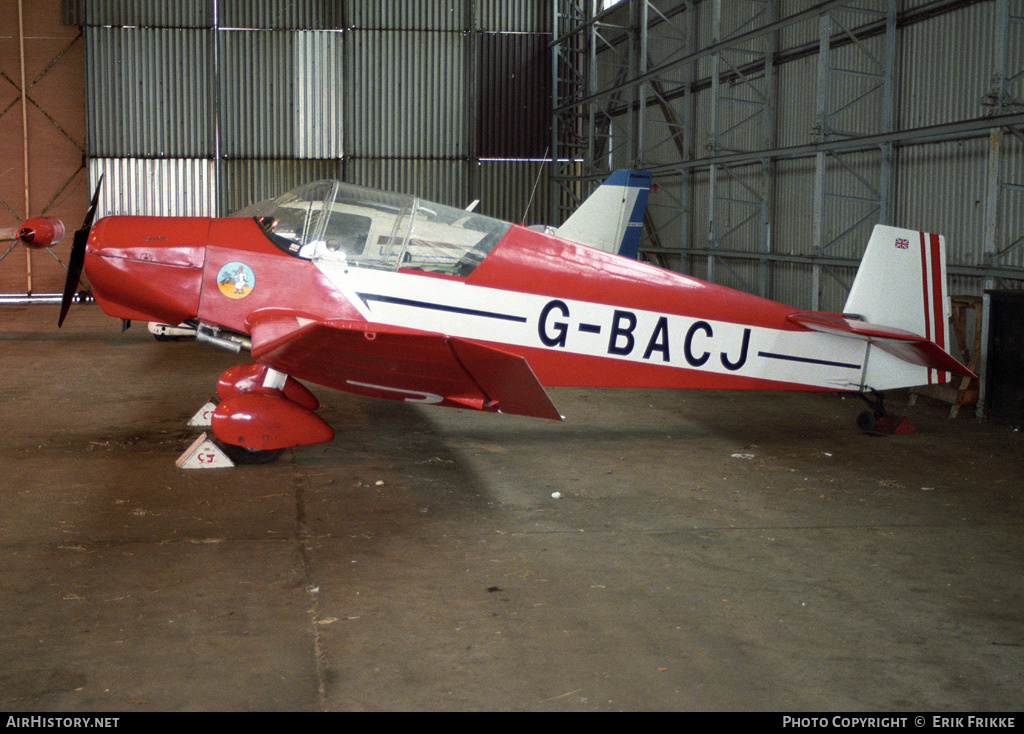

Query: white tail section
[843,225,953,387]
[554,170,652,257]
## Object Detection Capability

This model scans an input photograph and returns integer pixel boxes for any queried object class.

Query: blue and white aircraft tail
[554,170,653,258]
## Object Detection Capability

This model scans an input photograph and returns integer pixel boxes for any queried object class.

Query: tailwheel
[856,389,916,435]
[857,389,888,434]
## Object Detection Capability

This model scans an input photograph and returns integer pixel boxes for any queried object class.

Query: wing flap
[249,313,562,420]
[448,337,563,420]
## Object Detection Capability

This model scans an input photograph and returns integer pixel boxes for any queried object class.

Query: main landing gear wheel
[218,442,285,465]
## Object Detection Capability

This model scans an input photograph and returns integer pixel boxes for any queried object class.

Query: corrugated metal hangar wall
[0,0,553,296]
[3,0,1022,320]
[554,0,1024,315]
[77,0,552,216]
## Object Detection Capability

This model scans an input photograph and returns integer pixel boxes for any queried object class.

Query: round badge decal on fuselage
[217,262,255,299]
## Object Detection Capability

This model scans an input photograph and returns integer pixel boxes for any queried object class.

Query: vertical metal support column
[759,8,777,299]
[810,0,897,312]
[550,0,589,225]
[18,0,32,293]
[983,125,1005,294]
[979,0,1024,416]
[632,0,698,269]
[810,12,831,311]
[464,0,479,208]
[706,0,776,297]
[589,5,634,176]
[635,0,649,168]
[982,0,1024,290]
[551,0,639,223]
[707,0,723,285]
[879,6,896,226]
[211,0,221,215]
[587,7,598,173]
[678,3,697,263]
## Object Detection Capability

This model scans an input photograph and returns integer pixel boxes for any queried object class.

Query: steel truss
[984,0,1024,289]
[706,0,776,298]
[550,0,1024,309]
[807,0,896,309]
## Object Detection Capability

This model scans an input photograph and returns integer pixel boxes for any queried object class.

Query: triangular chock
[873,414,917,435]
[187,400,218,428]
[176,432,236,469]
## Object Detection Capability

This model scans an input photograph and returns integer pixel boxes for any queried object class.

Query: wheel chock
[857,410,917,435]
[187,399,218,428]
[176,432,235,469]
[872,413,917,435]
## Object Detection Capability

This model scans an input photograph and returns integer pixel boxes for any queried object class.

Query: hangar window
[249,180,510,277]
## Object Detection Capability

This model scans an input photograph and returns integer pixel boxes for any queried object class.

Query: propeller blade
[57,227,87,327]
[82,174,104,231]
[58,176,104,328]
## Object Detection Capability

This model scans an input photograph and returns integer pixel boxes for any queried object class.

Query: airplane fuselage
[82,213,904,409]
[56,175,972,453]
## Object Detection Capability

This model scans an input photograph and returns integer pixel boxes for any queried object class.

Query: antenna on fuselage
[520,149,549,225]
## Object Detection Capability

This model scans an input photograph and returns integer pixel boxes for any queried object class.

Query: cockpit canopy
[243,180,511,277]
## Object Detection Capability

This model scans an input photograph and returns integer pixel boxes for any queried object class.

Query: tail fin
[554,170,652,257]
[844,226,950,348]
[788,225,974,390]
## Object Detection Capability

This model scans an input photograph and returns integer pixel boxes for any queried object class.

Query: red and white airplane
[16,172,974,462]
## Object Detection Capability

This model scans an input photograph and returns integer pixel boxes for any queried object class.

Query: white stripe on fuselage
[315,260,871,390]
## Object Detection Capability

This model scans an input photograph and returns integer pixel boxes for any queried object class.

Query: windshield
[247,180,510,277]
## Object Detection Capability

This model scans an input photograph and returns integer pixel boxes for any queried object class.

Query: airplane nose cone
[17,216,65,249]
[85,216,209,324]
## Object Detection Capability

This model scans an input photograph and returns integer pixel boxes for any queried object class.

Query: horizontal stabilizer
[786,311,975,380]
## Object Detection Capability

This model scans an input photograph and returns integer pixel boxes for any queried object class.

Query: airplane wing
[248,312,563,420]
[786,311,976,379]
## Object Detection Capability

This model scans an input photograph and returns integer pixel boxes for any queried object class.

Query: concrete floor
[1,304,1022,712]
